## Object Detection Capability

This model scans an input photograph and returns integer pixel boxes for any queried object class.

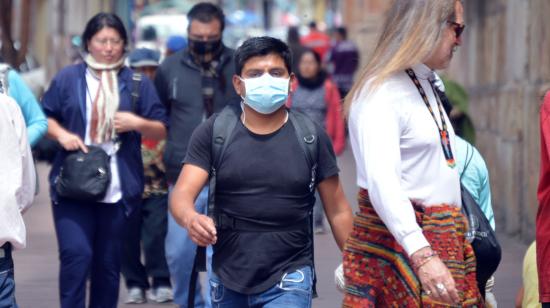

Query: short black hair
[234,36,292,76]
[82,12,128,52]
[187,2,225,32]
[336,26,347,39]
[308,21,317,29]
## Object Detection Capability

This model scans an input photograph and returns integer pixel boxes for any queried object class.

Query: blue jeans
[166,186,212,307]
[209,266,313,308]
[0,244,17,308]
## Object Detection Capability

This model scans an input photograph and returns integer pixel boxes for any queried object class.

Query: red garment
[300,30,331,60]
[537,91,550,303]
[287,79,346,155]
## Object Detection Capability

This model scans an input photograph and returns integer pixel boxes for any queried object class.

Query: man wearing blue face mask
[170,36,353,308]
[154,2,239,307]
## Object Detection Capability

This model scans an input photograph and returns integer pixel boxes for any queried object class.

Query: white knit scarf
[84,54,125,143]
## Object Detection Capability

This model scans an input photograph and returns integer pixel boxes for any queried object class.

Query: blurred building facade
[447,0,549,242]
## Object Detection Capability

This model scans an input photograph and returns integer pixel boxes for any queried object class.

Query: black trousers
[121,194,171,289]
[543,303,550,308]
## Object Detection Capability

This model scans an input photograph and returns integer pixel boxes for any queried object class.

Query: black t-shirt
[184,111,339,294]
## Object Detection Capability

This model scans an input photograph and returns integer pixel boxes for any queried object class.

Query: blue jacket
[41,63,168,215]
[455,136,495,230]
[7,70,47,146]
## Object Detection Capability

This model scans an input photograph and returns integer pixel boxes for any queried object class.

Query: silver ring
[436,283,446,293]
[425,289,432,295]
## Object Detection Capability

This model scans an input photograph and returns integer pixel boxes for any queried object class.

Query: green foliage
[442,77,476,145]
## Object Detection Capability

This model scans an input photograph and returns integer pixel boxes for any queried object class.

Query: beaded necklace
[405,68,456,168]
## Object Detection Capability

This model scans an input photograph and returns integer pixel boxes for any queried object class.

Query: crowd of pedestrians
[5,0,550,307]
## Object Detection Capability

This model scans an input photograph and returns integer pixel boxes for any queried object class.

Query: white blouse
[84,69,122,204]
[348,63,461,256]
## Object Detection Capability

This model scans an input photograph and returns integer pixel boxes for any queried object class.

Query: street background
[1,0,545,306]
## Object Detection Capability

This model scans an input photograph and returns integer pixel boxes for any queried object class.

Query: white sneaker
[125,287,146,304]
[148,286,174,303]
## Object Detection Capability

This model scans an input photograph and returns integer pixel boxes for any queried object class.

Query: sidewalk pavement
[13,148,528,307]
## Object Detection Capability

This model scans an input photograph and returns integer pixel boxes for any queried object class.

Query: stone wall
[447,0,550,241]
[342,0,550,241]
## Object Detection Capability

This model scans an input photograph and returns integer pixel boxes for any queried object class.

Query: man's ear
[288,73,296,93]
[232,75,244,97]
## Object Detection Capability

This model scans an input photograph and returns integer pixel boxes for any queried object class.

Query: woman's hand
[185,213,217,247]
[411,247,460,305]
[57,131,88,153]
[114,111,142,133]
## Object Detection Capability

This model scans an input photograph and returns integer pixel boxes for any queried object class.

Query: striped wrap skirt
[342,189,483,307]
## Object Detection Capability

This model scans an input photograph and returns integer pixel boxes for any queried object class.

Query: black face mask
[188,38,222,55]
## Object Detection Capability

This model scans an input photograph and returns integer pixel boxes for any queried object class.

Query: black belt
[215,213,309,232]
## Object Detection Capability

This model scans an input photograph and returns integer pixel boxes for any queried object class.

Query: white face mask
[240,74,290,114]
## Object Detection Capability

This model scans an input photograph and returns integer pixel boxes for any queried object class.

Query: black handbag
[55,145,111,201]
[460,144,502,297]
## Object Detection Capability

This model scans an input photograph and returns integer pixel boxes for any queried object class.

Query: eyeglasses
[447,21,465,39]
[92,38,124,47]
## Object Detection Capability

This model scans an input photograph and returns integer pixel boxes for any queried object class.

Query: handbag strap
[460,142,474,181]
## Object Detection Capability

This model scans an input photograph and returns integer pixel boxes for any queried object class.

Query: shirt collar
[412,63,435,80]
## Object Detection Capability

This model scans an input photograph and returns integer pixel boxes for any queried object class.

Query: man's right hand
[186,213,217,247]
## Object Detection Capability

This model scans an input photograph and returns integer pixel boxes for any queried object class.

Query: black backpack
[460,143,501,298]
[189,103,320,306]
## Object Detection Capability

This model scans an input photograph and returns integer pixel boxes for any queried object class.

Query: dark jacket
[154,47,239,183]
[41,63,168,215]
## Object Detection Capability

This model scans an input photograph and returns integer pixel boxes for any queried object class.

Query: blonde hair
[343,0,457,117]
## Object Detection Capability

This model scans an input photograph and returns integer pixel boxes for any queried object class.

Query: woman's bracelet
[411,250,438,270]
[414,255,435,271]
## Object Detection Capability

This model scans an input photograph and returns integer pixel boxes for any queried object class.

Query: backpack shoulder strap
[211,104,241,172]
[288,109,320,297]
[193,103,241,275]
[131,72,142,112]
[288,110,319,192]
[460,142,475,181]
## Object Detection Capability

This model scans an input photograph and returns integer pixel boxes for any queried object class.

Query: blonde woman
[343,0,483,306]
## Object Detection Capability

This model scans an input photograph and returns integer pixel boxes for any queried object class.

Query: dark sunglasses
[447,21,465,38]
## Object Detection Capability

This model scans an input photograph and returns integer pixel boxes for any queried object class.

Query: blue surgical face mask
[240,74,290,114]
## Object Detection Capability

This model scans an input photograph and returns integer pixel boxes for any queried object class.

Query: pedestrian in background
[301,21,331,61]
[287,48,345,233]
[165,35,187,57]
[122,47,173,304]
[0,58,47,147]
[0,93,36,308]
[343,0,483,306]
[515,241,541,308]
[327,26,359,99]
[154,2,239,307]
[41,12,168,308]
[286,26,307,74]
[537,89,550,308]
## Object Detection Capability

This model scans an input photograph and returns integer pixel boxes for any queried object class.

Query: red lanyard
[405,69,456,168]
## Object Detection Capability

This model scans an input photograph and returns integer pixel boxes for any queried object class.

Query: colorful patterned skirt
[342,189,483,307]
